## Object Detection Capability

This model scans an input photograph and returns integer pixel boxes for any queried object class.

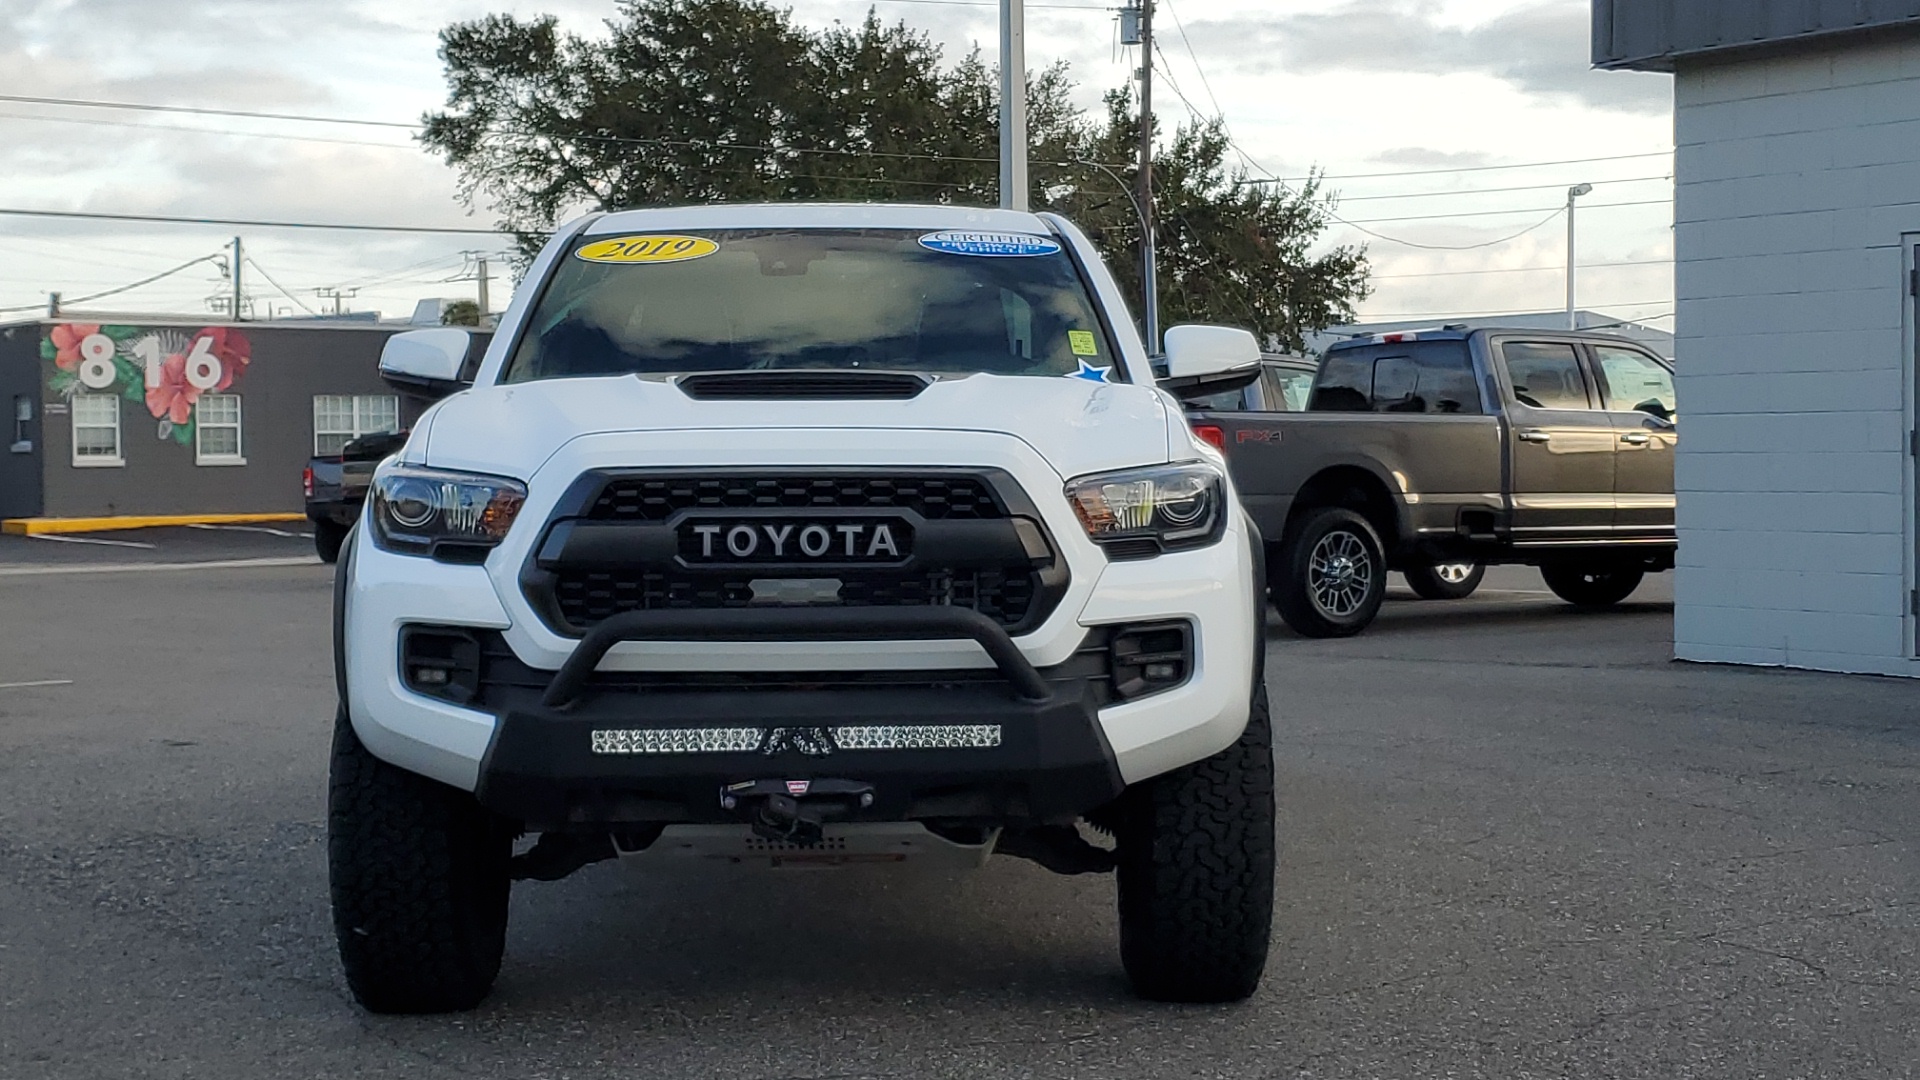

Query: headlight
[370,465,526,560]
[1065,463,1226,558]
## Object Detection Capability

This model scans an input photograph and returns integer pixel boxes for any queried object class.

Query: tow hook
[720,779,876,846]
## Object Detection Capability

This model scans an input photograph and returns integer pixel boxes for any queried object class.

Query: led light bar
[591,727,764,755]
[829,725,1003,751]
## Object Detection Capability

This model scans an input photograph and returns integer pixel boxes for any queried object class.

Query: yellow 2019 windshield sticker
[1068,330,1100,356]
[575,235,720,265]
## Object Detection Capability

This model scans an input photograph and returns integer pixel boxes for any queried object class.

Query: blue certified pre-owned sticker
[918,231,1063,257]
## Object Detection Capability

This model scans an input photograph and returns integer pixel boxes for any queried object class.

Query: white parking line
[28,534,157,549]
[185,522,311,539]
[0,556,322,577]
[0,679,74,690]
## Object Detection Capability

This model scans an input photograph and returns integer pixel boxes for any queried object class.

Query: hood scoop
[675,371,934,401]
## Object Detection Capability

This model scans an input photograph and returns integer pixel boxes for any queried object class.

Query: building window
[195,394,245,465]
[11,395,29,453]
[70,393,122,466]
[314,394,400,456]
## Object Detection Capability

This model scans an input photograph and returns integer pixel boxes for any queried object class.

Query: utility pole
[999,0,1028,210]
[1133,0,1159,351]
[315,287,357,316]
[1566,184,1591,330]
[47,292,60,318]
[476,254,491,317]
[231,236,244,321]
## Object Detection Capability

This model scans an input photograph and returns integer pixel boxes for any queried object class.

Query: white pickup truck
[328,203,1273,1012]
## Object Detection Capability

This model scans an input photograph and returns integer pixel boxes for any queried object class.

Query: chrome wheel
[1308,530,1374,617]
[1434,562,1475,585]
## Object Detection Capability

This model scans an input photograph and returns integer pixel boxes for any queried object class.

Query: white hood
[415,373,1182,482]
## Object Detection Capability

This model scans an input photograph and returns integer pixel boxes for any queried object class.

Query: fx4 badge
[759,727,836,757]
[1236,428,1283,444]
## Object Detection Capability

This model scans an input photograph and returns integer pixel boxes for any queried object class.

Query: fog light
[1109,621,1194,701]
[399,626,483,705]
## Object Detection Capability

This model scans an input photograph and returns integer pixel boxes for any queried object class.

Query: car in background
[303,430,407,563]
[1182,354,1485,603]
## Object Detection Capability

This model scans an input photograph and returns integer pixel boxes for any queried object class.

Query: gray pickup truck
[1189,327,1677,637]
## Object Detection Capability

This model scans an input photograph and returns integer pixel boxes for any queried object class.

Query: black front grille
[529,469,1066,637]
[589,475,1002,522]
[552,567,1038,629]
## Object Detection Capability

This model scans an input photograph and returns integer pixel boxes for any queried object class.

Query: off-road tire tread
[1116,686,1276,1003]
[328,706,512,1013]
[1271,507,1386,638]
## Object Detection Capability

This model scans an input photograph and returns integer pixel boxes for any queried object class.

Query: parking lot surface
[1,550,1913,1079]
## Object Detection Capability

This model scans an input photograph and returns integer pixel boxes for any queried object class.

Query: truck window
[503,228,1119,384]
[1591,346,1675,420]
[1264,366,1315,411]
[1501,343,1592,410]
[1309,341,1479,414]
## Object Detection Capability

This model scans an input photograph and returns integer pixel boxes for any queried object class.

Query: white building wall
[1673,35,1920,676]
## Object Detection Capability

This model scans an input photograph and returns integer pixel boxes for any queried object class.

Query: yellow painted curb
[2,513,307,536]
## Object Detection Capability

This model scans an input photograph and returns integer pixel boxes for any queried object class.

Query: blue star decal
[1069,359,1115,383]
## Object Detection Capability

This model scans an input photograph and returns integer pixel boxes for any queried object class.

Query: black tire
[1540,564,1645,609]
[1271,507,1387,638]
[313,519,347,564]
[1404,562,1485,601]
[1115,686,1276,1004]
[328,705,513,1013]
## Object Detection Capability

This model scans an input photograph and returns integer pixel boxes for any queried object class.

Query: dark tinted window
[1501,342,1591,410]
[1185,384,1254,411]
[1592,346,1676,420]
[504,229,1116,383]
[1309,341,1480,414]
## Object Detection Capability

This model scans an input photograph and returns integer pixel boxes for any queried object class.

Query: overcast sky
[0,0,1675,328]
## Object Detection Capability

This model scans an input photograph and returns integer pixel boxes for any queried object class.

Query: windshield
[502,228,1122,384]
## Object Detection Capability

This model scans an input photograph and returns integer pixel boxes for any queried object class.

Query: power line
[0,94,418,129]
[243,256,316,314]
[1160,0,1225,120]
[1342,198,1670,226]
[0,110,418,150]
[1335,175,1671,203]
[0,207,507,235]
[1370,257,1670,280]
[1357,300,1674,319]
[1264,151,1673,184]
[1335,207,1567,251]
[0,251,226,313]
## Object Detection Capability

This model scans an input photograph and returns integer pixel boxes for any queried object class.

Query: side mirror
[1158,324,1262,401]
[379,328,473,399]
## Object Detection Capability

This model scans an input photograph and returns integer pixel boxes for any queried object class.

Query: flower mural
[44,324,254,447]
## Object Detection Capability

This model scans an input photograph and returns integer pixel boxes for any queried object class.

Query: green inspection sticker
[1068,330,1100,356]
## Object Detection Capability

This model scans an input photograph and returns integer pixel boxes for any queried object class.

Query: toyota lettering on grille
[680,519,913,563]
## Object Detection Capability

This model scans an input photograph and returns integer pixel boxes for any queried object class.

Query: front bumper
[342,495,1258,805]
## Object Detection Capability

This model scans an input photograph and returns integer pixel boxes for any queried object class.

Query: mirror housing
[379,328,473,399]
[1157,324,1263,401]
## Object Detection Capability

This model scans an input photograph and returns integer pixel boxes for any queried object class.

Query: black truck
[1189,327,1677,637]
[303,430,407,563]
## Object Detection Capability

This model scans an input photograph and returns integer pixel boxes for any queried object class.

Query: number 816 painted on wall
[70,332,227,391]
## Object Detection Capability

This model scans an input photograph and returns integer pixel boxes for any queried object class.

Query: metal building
[1595,2,1920,675]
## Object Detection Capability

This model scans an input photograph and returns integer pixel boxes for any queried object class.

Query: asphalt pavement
[0,546,1913,1079]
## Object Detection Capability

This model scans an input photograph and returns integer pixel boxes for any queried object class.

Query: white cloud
[0,0,1677,326]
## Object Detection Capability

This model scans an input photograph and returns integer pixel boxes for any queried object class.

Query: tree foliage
[422,0,1369,350]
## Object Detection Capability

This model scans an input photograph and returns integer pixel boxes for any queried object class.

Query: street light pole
[1134,0,1158,351]
[1566,183,1592,330]
[999,0,1028,211]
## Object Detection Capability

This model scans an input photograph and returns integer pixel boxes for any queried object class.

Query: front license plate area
[678,517,914,565]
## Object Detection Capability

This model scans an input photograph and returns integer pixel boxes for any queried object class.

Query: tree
[422,0,1368,350]
[441,299,482,326]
